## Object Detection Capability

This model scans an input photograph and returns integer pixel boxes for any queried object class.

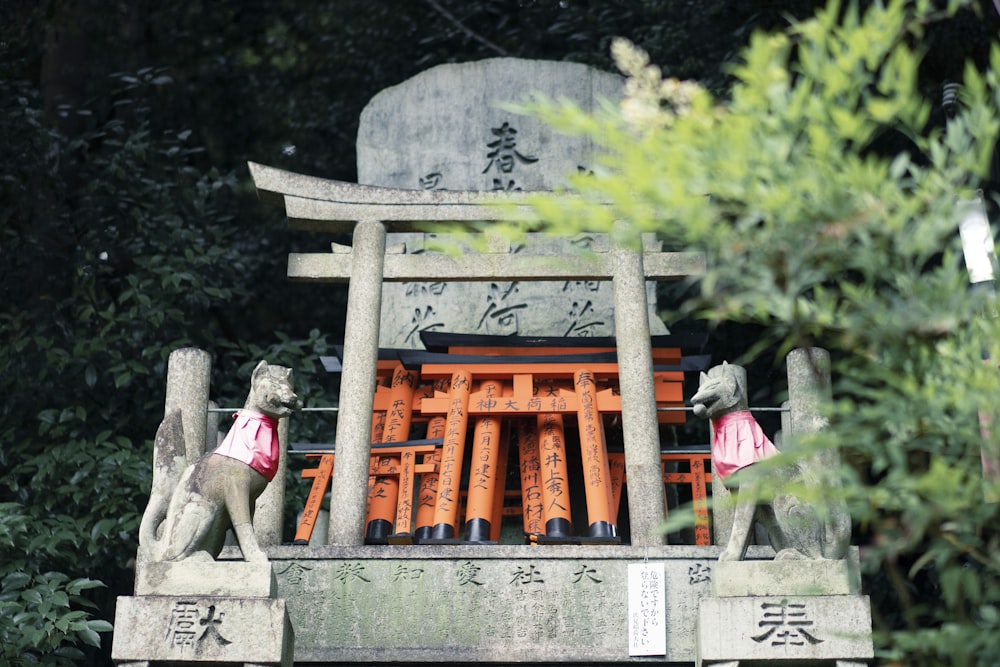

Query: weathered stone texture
[697,595,874,666]
[133,560,276,598]
[357,58,621,192]
[112,596,293,665]
[354,58,669,348]
[711,554,862,598]
[267,544,722,663]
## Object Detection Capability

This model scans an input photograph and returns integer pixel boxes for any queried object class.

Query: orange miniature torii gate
[409,350,685,543]
[295,343,694,545]
[293,438,441,545]
[295,360,442,545]
[416,333,701,542]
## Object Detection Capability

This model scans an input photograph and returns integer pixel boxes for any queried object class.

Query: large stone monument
[355,57,668,348]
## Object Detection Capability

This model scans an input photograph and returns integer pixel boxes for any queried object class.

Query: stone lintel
[285,194,516,230]
[249,161,527,229]
[249,161,515,207]
[112,595,293,666]
[379,233,664,256]
[697,595,873,666]
[286,250,705,283]
[134,560,277,598]
[712,557,861,597]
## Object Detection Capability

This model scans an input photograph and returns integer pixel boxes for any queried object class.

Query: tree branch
[422,0,509,57]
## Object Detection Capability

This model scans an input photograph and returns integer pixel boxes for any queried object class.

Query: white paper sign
[627,562,666,656]
[958,196,997,284]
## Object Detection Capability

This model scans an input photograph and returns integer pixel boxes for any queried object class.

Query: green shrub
[511,1,1000,663]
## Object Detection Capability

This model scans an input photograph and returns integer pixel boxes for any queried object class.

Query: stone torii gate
[248,160,706,548]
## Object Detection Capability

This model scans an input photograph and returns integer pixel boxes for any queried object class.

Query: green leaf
[21,589,43,605]
[90,518,116,542]
[2,572,31,591]
[86,619,113,633]
[66,578,105,594]
[78,627,101,648]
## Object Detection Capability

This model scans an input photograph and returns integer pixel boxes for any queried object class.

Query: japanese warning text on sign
[627,562,666,656]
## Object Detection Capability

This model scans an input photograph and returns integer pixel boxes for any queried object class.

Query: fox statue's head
[689,361,748,420]
[245,360,303,418]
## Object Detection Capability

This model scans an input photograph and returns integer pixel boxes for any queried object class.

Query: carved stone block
[112,596,293,666]
[269,545,718,663]
[696,595,873,666]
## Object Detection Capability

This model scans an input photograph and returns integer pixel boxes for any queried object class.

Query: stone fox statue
[689,362,849,561]
[139,361,302,563]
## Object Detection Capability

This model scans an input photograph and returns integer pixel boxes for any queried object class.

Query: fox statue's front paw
[243,546,269,564]
[232,522,269,563]
[718,546,742,562]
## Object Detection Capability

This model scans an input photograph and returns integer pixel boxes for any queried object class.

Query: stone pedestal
[113,562,293,667]
[696,560,873,667]
[112,596,293,666]
[711,558,862,598]
[134,560,277,598]
[267,544,720,662]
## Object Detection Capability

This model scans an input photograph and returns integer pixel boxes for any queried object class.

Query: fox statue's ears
[252,360,269,380]
[699,371,709,384]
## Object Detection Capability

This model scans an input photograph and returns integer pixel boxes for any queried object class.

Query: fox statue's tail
[138,409,187,560]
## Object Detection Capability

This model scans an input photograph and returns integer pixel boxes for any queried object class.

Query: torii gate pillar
[327,219,386,546]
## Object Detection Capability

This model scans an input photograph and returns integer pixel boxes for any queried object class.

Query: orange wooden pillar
[391,447,418,543]
[365,453,394,543]
[489,416,511,542]
[369,371,393,443]
[363,372,390,542]
[537,413,573,539]
[365,452,397,544]
[661,450,713,546]
[414,413,446,542]
[387,441,440,544]
[371,414,386,443]
[515,418,544,537]
[428,369,472,540]
[574,368,616,539]
[607,449,627,525]
[690,455,711,546]
[365,364,418,543]
[464,379,505,542]
[293,453,335,544]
